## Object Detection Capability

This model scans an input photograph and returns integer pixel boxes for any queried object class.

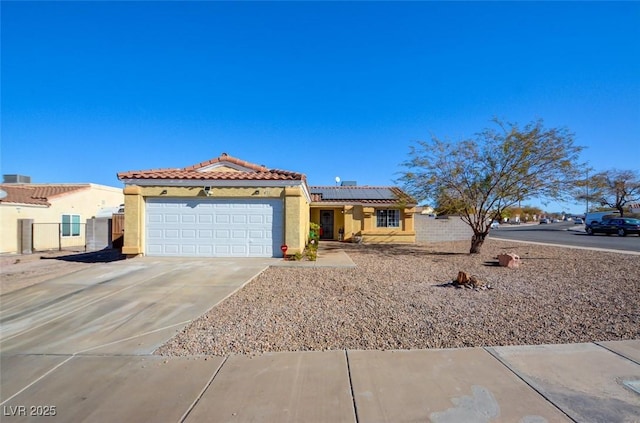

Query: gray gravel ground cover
[157,239,640,356]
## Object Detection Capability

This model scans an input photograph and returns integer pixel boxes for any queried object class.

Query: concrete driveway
[1,256,272,421]
[1,256,271,356]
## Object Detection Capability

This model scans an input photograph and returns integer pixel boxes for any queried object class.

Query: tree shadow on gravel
[332,242,469,257]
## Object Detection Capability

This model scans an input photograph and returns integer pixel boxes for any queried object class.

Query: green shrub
[306,249,317,261]
[309,222,320,246]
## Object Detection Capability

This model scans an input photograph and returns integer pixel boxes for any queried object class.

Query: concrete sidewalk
[1,341,638,422]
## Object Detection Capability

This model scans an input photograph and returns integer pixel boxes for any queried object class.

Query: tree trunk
[470,232,487,254]
[617,206,625,217]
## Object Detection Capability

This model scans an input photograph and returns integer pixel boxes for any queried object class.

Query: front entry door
[320,210,334,240]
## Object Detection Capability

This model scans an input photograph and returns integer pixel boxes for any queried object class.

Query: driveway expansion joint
[179,355,229,423]
[344,349,360,423]
[483,346,579,423]
[594,341,640,366]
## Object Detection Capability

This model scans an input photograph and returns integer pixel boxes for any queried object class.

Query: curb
[492,237,640,256]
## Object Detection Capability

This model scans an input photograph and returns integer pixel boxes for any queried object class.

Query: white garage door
[145,198,283,257]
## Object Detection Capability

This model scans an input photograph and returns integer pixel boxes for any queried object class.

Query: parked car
[574,218,583,224]
[585,211,620,230]
[586,218,640,236]
[539,218,549,224]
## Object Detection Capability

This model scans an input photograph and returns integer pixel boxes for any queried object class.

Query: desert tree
[399,119,585,253]
[577,169,640,216]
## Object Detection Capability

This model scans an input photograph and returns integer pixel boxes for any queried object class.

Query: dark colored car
[586,218,640,236]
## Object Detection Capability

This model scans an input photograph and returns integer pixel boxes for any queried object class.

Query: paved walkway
[272,242,357,268]
[2,342,639,422]
[1,246,639,422]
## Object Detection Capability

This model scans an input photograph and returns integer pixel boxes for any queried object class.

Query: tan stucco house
[116,153,416,258]
[0,181,124,254]
[310,186,416,243]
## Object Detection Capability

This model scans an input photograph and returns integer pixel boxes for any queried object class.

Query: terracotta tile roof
[310,186,416,206]
[184,154,268,172]
[0,184,91,206]
[117,153,305,181]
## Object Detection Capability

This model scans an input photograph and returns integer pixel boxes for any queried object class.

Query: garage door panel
[198,215,213,224]
[148,229,162,238]
[165,229,179,239]
[232,214,247,224]
[231,245,247,254]
[198,229,213,238]
[198,245,213,254]
[181,245,196,254]
[181,215,196,224]
[164,214,179,223]
[146,198,283,257]
[215,215,230,224]
[249,230,263,238]
[214,245,230,255]
[215,229,230,239]
[181,229,196,239]
[248,215,264,224]
[232,230,247,238]
[164,244,180,254]
[249,245,269,255]
[147,245,162,254]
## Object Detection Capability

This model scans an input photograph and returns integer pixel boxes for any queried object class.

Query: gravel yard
[158,239,640,356]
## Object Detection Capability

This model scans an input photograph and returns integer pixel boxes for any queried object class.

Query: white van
[584,211,620,229]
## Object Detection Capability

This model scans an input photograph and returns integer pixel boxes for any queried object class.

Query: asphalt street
[489,221,640,253]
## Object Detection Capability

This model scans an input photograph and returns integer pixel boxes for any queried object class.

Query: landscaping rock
[497,253,521,268]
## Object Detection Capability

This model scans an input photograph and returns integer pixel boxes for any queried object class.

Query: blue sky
[2,1,639,214]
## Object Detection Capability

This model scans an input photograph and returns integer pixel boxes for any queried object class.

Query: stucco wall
[310,205,416,243]
[0,185,123,254]
[414,214,473,242]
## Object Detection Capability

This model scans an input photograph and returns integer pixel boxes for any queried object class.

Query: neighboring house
[116,153,416,258]
[310,186,416,243]
[0,177,124,254]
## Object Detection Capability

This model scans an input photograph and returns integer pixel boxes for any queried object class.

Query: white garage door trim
[145,198,283,257]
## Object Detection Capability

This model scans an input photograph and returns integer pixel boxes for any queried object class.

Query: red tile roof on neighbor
[310,186,416,205]
[0,184,91,206]
[117,153,306,181]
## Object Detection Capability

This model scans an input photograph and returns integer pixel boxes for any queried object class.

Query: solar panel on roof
[311,187,397,201]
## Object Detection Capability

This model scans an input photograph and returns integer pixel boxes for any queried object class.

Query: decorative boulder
[453,271,490,289]
[497,253,521,268]
[455,271,470,285]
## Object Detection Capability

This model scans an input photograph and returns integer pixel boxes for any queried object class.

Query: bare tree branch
[398,119,585,253]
